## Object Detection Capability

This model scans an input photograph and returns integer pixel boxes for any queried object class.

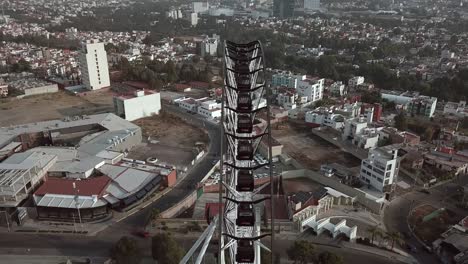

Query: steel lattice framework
[218,40,274,264]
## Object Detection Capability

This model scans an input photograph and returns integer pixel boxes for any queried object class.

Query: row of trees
[115,57,213,89]
[366,226,403,250]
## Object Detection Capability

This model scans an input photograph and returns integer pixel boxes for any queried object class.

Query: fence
[160,191,199,218]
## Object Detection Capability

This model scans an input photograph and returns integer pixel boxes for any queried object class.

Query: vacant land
[283,177,324,195]
[409,204,460,245]
[0,90,114,125]
[273,122,361,170]
[129,111,209,167]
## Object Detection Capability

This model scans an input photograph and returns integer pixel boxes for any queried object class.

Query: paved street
[384,177,468,264]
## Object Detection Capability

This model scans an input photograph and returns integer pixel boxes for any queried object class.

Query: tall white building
[360,147,400,192]
[80,40,110,91]
[297,78,324,102]
[200,34,219,57]
[192,2,210,13]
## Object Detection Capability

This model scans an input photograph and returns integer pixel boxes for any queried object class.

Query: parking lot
[128,111,209,168]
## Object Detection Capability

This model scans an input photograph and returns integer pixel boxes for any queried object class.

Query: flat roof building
[114,90,161,121]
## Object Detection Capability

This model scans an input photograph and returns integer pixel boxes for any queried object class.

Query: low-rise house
[433,216,468,264]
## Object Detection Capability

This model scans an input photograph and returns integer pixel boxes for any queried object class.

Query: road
[384,177,468,264]
[0,103,222,259]
[0,104,420,264]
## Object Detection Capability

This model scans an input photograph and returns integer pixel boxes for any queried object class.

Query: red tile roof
[35,176,111,197]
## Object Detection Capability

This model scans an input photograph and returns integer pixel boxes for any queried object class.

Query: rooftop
[35,176,111,197]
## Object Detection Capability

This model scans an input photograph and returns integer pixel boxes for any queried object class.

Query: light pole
[73,182,83,232]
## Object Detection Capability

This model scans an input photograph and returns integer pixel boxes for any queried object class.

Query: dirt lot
[283,177,324,195]
[408,205,460,245]
[129,111,209,167]
[273,122,361,170]
[0,90,114,126]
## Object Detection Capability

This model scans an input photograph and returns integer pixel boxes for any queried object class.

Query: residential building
[423,147,468,176]
[304,0,320,10]
[113,90,161,121]
[381,90,437,118]
[360,146,400,192]
[192,2,209,13]
[353,128,380,149]
[276,89,297,110]
[297,78,324,103]
[433,216,468,264]
[348,76,364,88]
[407,96,438,118]
[200,34,219,57]
[379,127,421,146]
[79,39,110,90]
[305,109,345,129]
[166,9,183,19]
[8,79,58,96]
[274,0,295,18]
[329,81,346,96]
[271,71,301,88]
[197,99,221,119]
[342,117,368,141]
[444,101,468,117]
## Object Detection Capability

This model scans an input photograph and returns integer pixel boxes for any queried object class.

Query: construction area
[0,90,114,126]
[129,111,209,167]
[273,122,361,170]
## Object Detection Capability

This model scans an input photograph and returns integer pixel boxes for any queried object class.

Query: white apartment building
[113,90,161,121]
[353,128,380,149]
[197,100,221,119]
[330,81,346,96]
[342,117,368,141]
[348,76,365,88]
[360,147,400,192]
[297,78,324,102]
[201,34,219,57]
[80,40,110,90]
[277,92,297,110]
[167,9,183,19]
[192,2,210,13]
[381,91,437,118]
[305,111,345,129]
[271,72,302,88]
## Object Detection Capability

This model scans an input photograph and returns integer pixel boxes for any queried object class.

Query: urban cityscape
[0,0,467,263]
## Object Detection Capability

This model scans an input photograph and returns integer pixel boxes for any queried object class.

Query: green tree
[367,225,380,245]
[110,236,142,264]
[12,58,31,72]
[394,112,408,131]
[152,233,184,264]
[385,231,403,250]
[286,240,316,264]
[317,251,344,264]
[424,126,434,142]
